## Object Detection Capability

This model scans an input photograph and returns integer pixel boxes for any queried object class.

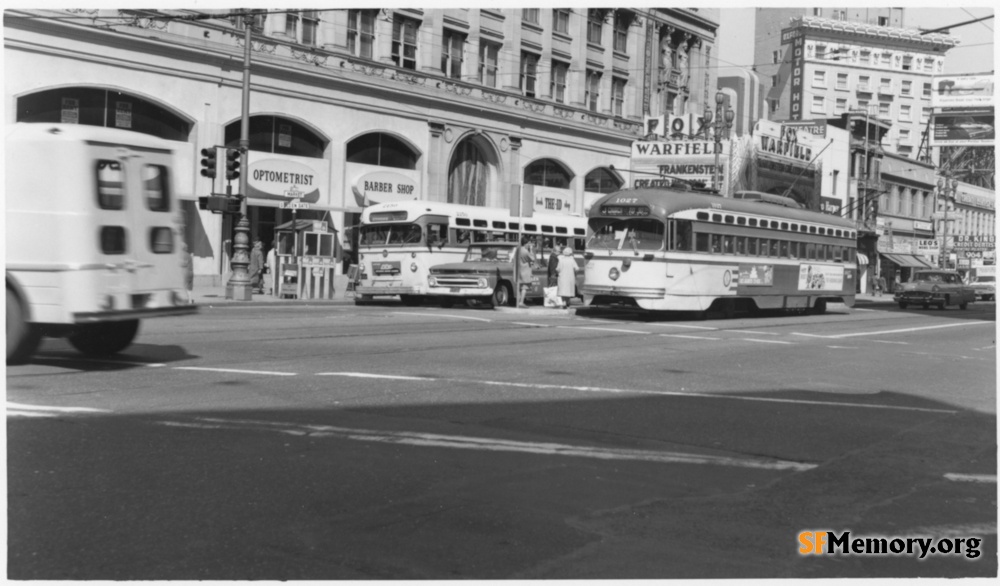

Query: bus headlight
[609,267,620,281]
[410,263,418,272]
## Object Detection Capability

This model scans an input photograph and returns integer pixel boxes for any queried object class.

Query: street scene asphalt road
[6,299,997,579]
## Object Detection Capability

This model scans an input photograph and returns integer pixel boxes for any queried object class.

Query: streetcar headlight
[609,267,620,281]
[410,262,418,272]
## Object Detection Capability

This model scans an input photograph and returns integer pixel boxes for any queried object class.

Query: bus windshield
[359,224,423,246]
[587,218,665,251]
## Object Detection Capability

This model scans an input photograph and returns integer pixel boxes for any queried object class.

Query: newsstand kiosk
[275,219,338,299]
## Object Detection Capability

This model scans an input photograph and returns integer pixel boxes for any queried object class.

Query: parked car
[969,275,995,301]
[426,242,581,307]
[894,270,975,310]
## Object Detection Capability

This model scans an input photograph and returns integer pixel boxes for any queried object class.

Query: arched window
[584,167,624,193]
[448,138,491,206]
[347,132,418,169]
[524,158,572,188]
[226,115,325,158]
[16,87,191,141]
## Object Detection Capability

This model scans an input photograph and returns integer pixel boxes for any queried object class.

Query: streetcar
[582,186,857,315]
[355,200,586,305]
[6,123,197,364]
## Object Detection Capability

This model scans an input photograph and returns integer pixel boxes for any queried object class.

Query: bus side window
[456,229,472,244]
[473,230,489,243]
[695,233,709,252]
[574,237,585,252]
[427,223,447,246]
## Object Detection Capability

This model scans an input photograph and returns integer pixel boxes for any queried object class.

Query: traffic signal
[198,195,229,213]
[225,149,241,181]
[199,148,217,179]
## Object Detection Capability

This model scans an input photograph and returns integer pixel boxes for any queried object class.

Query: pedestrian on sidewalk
[516,235,535,308]
[249,237,265,294]
[182,244,194,304]
[266,239,277,296]
[556,246,578,307]
[547,239,562,288]
[876,275,886,296]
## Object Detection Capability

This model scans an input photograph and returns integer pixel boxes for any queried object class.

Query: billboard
[931,110,995,146]
[932,75,994,109]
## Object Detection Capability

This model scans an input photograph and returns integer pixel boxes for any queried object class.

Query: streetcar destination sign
[601,205,650,217]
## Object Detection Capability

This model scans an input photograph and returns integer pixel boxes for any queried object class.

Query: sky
[717,4,995,75]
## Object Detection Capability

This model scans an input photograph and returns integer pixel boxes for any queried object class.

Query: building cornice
[791,16,960,50]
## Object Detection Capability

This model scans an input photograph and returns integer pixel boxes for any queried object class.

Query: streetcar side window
[747,238,757,256]
[673,220,693,251]
[779,240,789,257]
[789,241,799,258]
[710,234,721,253]
[695,233,710,252]
[736,236,746,254]
[723,236,734,254]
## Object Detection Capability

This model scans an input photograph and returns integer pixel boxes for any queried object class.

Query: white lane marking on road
[175,367,297,376]
[660,334,718,340]
[792,321,994,339]
[157,416,816,472]
[648,323,719,331]
[728,330,777,335]
[393,312,493,323]
[512,322,551,327]
[557,326,650,335]
[944,473,997,483]
[826,346,859,350]
[743,338,793,345]
[81,358,167,367]
[870,340,910,345]
[7,411,59,418]
[7,402,110,413]
[317,372,435,381]
[315,373,957,414]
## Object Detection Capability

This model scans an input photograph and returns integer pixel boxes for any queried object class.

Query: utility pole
[225,10,259,300]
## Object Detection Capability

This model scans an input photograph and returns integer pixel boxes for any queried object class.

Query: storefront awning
[856,252,869,265]
[882,253,934,268]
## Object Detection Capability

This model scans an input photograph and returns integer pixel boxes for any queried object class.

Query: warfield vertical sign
[781,27,805,121]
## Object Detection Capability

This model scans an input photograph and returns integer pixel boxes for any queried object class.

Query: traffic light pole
[225,13,255,301]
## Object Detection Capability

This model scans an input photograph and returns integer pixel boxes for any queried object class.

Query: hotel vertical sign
[781,27,805,121]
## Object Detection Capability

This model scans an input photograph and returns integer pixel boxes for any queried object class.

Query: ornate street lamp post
[225,10,263,300]
[701,91,735,194]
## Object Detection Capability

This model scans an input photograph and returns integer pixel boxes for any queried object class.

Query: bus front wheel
[7,287,41,365]
[68,319,140,357]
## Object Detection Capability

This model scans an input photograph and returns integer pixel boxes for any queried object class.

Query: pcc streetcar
[583,186,857,315]
[355,200,586,305]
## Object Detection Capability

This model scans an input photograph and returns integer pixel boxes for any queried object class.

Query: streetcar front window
[587,218,664,251]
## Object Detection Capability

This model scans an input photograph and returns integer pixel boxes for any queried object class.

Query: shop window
[584,167,623,194]
[17,87,191,141]
[524,159,572,189]
[347,132,417,169]
[227,116,325,158]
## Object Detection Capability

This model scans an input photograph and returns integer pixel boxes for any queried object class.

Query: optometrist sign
[247,154,324,204]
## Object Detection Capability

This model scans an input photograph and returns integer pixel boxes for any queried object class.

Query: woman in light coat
[556,247,578,307]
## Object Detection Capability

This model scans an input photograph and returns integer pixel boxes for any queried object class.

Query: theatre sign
[630,139,728,188]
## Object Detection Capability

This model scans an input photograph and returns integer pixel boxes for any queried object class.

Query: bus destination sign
[601,205,650,217]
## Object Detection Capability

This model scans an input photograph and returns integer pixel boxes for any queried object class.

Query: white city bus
[355,200,587,305]
[6,123,197,363]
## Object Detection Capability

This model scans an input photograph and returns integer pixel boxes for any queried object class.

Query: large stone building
[5,8,719,286]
